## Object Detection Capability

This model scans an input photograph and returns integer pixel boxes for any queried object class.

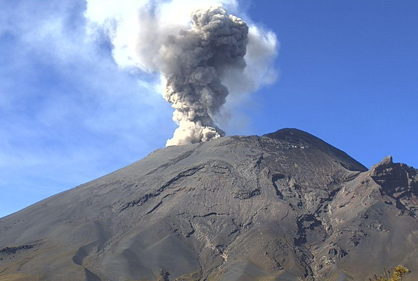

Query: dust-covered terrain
[1,128,417,281]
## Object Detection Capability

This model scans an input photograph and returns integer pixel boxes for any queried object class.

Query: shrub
[369,265,410,281]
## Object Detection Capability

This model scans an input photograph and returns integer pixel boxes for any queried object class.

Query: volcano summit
[0,129,417,281]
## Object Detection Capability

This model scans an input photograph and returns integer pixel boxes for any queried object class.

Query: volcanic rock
[0,128,417,281]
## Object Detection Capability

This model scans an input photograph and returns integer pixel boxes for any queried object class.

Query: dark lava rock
[0,128,417,281]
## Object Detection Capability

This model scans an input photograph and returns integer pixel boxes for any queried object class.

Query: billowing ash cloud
[161,7,248,145]
[85,0,278,146]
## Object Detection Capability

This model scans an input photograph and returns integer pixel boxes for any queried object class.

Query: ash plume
[85,1,278,146]
[161,7,248,145]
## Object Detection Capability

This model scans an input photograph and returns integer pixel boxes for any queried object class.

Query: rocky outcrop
[0,129,417,281]
[370,156,418,216]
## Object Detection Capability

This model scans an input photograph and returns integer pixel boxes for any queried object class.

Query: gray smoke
[85,1,278,146]
[161,7,248,146]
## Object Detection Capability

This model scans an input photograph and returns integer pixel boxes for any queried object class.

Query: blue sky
[1,0,417,218]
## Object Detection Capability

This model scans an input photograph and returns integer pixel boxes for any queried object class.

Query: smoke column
[161,7,248,145]
[85,0,278,146]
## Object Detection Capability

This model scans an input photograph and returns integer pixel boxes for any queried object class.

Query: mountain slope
[0,128,417,281]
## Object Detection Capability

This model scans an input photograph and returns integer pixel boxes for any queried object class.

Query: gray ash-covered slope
[1,128,418,281]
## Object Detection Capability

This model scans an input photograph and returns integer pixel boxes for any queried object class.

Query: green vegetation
[369,265,410,281]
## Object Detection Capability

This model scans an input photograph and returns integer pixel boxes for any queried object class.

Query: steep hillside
[1,129,417,281]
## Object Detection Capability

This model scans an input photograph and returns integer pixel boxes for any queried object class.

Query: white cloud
[85,0,239,71]
[0,0,175,217]
[0,0,278,216]
[85,0,278,145]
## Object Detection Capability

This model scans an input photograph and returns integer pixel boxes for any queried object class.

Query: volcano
[1,128,417,281]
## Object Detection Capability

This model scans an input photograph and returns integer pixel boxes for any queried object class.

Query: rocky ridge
[0,128,417,281]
